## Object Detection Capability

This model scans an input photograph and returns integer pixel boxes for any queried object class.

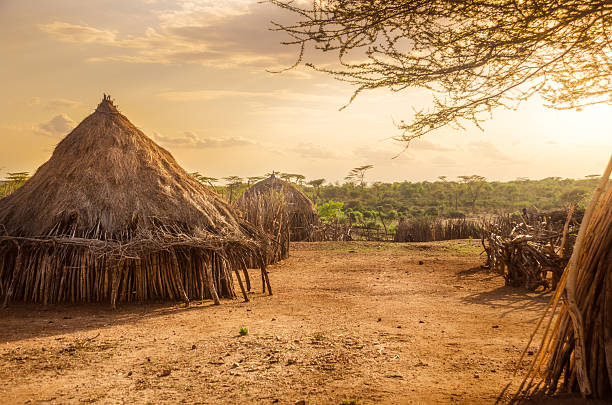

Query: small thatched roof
[238,175,319,243]
[0,96,270,306]
[240,175,317,218]
[0,97,253,244]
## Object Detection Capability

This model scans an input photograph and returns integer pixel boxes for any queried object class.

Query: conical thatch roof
[0,97,246,241]
[0,96,270,307]
[238,175,319,242]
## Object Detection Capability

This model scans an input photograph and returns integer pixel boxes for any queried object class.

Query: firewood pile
[482,206,581,291]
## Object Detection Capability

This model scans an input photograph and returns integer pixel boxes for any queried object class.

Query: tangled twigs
[482,209,579,292]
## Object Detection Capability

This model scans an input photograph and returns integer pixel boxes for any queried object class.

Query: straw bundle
[0,96,271,308]
[235,189,290,265]
[515,155,612,400]
[237,175,320,242]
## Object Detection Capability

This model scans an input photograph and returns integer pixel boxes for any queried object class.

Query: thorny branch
[268,0,612,140]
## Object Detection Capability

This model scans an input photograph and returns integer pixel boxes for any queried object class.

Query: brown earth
[0,240,604,404]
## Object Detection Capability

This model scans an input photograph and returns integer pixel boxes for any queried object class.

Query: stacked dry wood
[482,208,579,291]
[515,156,612,400]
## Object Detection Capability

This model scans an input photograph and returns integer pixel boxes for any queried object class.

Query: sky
[0,0,610,185]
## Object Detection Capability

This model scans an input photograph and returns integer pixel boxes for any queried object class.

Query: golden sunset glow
[0,1,610,182]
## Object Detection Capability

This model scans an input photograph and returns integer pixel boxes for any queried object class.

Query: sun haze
[0,0,609,182]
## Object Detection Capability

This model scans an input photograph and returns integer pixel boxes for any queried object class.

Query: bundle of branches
[482,208,579,291]
[238,175,320,242]
[0,96,271,308]
[394,217,482,243]
[515,156,612,400]
[307,221,353,242]
[235,189,290,266]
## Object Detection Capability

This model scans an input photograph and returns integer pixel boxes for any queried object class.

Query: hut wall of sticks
[0,96,271,308]
[515,156,612,400]
[236,175,321,264]
[482,206,583,292]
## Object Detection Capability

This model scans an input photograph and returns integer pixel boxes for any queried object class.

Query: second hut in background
[236,174,320,265]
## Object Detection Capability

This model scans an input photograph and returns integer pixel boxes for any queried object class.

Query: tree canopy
[269,0,612,140]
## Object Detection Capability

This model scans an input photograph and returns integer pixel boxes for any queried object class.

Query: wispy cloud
[429,155,457,167]
[40,21,117,44]
[158,88,344,105]
[408,138,453,151]
[289,143,340,160]
[45,98,80,110]
[39,1,294,68]
[151,131,255,149]
[352,145,412,162]
[34,114,76,137]
[467,141,515,162]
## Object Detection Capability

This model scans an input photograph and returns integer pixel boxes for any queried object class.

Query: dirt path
[0,241,599,404]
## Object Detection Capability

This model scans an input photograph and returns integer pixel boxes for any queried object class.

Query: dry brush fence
[482,207,581,292]
[394,217,483,242]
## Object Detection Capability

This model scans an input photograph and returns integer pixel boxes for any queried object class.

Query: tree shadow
[456,265,499,282]
[516,393,610,405]
[459,284,550,320]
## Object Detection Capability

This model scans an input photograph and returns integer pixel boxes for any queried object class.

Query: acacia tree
[269,0,612,140]
[223,176,244,203]
[1,171,30,197]
[458,175,490,212]
[247,176,266,186]
[345,164,374,188]
[307,178,326,204]
[191,172,218,192]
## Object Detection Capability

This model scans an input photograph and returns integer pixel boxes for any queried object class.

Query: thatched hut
[0,96,270,308]
[238,175,319,242]
[236,175,319,265]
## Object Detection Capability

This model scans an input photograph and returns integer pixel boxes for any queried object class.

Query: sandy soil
[0,240,603,404]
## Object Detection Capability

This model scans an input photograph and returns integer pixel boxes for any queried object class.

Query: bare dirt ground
[0,240,603,404]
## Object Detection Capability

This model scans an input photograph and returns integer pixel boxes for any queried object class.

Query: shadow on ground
[460,281,549,320]
[0,293,265,344]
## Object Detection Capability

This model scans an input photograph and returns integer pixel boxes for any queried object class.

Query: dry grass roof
[0,96,270,306]
[239,175,317,217]
[0,97,258,249]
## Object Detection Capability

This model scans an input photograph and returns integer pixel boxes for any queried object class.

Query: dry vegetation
[3,240,603,405]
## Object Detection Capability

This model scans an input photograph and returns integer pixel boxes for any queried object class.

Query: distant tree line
[2,170,598,227]
[189,169,598,227]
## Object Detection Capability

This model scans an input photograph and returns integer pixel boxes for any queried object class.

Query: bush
[424,207,439,216]
[318,200,344,223]
[448,210,466,219]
